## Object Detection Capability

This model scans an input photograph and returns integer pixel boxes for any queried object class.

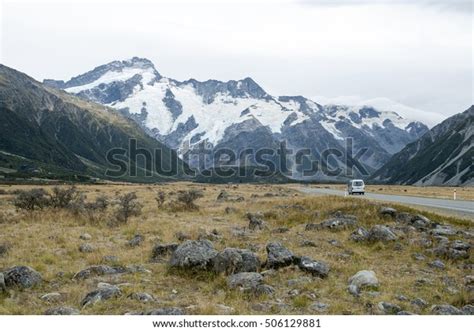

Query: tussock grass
[0,183,472,315]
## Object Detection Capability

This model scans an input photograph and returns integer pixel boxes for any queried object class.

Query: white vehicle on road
[348,179,365,195]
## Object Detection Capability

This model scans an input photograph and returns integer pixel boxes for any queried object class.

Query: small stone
[411,298,428,308]
[79,233,92,241]
[151,243,178,261]
[309,302,329,312]
[348,270,379,295]
[81,283,121,308]
[44,306,80,315]
[380,207,397,218]
[412,253,426,261]
[350,227,369,242]
[247,213,266,230]
[79,243,94,253]
[377,302,402,314]
[128,234,144,247]
[128,292,155,302]
[428,260,445,270]
[462,304,474,315]
[40,292,62,302]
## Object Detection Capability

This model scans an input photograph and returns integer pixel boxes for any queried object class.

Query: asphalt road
[297,187,474,219]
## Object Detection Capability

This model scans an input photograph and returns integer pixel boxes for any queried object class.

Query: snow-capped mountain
[44,57,429,180]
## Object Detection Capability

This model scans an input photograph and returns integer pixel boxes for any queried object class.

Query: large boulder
[348,270,379,296]
[3,266,42,289]
[212,248,260,275]
[298,257,329,278]
[81,283,121,308]
[367,225,398,242]
[169,240,218,270]
[265,242,296,269]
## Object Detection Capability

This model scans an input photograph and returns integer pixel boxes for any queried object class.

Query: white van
[348,179,365,195]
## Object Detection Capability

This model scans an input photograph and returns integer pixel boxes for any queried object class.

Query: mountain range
[372,106,473,186]
[0,64,186,182]
[44,57,429,181]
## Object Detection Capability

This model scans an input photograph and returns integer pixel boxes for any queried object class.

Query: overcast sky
[1,0,472,122]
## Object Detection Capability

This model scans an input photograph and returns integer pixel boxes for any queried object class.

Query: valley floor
[0,183,472,315]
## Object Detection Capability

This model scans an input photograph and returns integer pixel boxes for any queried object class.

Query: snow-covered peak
[314,95,445,128]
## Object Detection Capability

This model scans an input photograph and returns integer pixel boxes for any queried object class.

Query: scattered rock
[300,240,317,247]
[81,283,121,308]
[428,260,445,270]
[411,298,428,308]
[256,284,276,296]
[348,270,379,296]
[212,248,260,275]
[298,256,329,278]
[395,294,408,301]
[227,272,263,291]
[265,242,296,269]
[462,304,474,315]
[377,302,402,314]
[0,273,5,292]
[40,292,62,303]
[214,304,235,314]
[128,292,155,302]
[272,227,290,234]
[175,231,191,242]
[169,240,218,270]
[73,265,127,280]
[217,190,244,202]
[137,307,185,315]
[350,227,369,242]
[128,234,144,247]
[380,207,397,218]
[0,243,10,257]
[44,306,80,315]
[367,225,398,242]
[79,233,92,241]
[309,302,329,312]
[151,243,178,261]
[307,216,357,231]
[431,304,463,315]
[3,266,42,289]
[430,225,458,236]
[247,213,266,230]
[102,255,119,264]
[79,243,94,253]
[433,240,470,260]
[412,253,426,261]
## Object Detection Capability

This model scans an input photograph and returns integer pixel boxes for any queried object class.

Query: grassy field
[0,183,472,315]
[307,184,474,201]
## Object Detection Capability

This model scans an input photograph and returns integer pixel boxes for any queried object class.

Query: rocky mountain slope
[44,57,429,180]
[0,64,186,182]
[372,106,473,186]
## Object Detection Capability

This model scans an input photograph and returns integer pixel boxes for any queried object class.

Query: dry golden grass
[0,183,472,315]
[308,184,474,201]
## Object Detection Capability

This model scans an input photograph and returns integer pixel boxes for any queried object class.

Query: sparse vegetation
[0,183,472,315]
